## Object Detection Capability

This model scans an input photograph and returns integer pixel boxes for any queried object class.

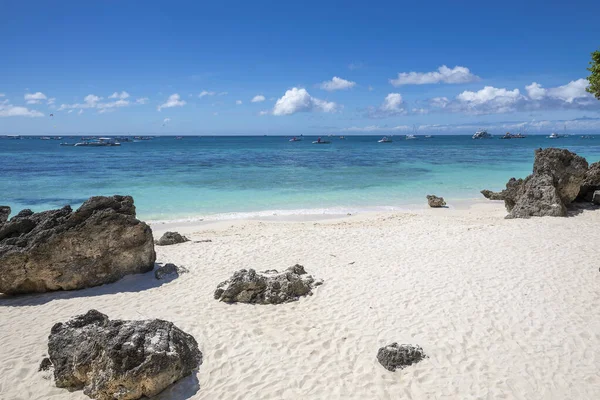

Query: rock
[482,148,588,218]
[531,148,588,204]
[0,195,156,294]
[576,161,600,202]
[377,343,427,371]
[506,173,567,218]
[480,189,505,201]
[156,231,189,246]
[593,190,600,205]
[45,310,202,400]
[39,357,52,372]
[155,263,188,280]
[0,206,10,225]
[214,264,323,304]
[426,195,446,208]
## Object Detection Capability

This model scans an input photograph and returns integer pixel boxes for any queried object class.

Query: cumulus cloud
[157,93,186,111]
[259,110,269,116]
[58,93,133,114]
[24,92,48,104]
[136,97,149,104]
[251,95,266,103]
[319,76,356,91]
[236,100,242,105]
[199,90,215,98]
[390,65,480,86]
[47,97,56,105]
[429,79,598,115]
[272,87,338,116]
[108,91,130,99]
[365,93,407,118]
[0,101,44,117]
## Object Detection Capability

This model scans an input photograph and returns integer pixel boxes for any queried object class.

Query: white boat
[312,137,330,144]
[472,130,492,139]
[405,134,417,140]
[548,132,560,139]
[424,135,432,138]
[378,136,392,143]
[289,136,302,142]
[74,137,121,147]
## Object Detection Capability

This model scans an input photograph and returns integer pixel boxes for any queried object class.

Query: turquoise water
[2,135,600,221]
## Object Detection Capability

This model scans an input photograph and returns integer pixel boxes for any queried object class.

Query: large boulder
[45,310,202,400]
[156,231,189,246]
[0,195,156,294]
[482,148,588,218]
[531,148,588,204]
[377,343,427,371]
[576,161,600,202]
[426,195,446,208]
[214,264,323,304]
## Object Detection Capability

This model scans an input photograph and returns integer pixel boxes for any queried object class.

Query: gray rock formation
[156,231,189,246]
[426,195,446,208]
[482,148,588,218]
[576,161,600,202]
[214,264,323,304]
[155,263,188,280]
[45,310,202,400]
[0,195,156,294]
[0,206,10,225]
[377,343,427,371]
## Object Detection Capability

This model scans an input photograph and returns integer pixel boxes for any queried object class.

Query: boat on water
[405,134,417,140]
[312,137,331,144]
[500,132,526,139]
[424,135,432,138]
[339,136,346,140]
[175,136,183,140]
[378,136,392,143]
[40,136,51,140]
[74,137,121,147]
[472,130,492,139]
[548,132,561,139]
[289,136,302,142]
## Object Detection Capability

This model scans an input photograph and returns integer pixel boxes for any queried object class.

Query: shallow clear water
[2,135,600,221]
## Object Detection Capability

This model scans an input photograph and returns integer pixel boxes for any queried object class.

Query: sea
[2,135,600,222]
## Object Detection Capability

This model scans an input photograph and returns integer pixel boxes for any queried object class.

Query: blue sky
[1,0,599,135]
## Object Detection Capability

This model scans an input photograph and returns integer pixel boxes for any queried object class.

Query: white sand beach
[1,201,599,399]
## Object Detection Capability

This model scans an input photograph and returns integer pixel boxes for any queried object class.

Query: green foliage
[586,49,600,100]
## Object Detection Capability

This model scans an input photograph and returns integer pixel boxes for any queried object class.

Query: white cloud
[47,97,56,105]
[272,87,338,116]
[58,93,134,114]
[0,93,5,97]
[108,91,130,100]
[97,99,130,111]
[430,96,450,108]
[390,65,480,86]
[136,97,149,104]
[0,102,44,117]
[525,82,546,100]
[157,93,186,111]
[366,93,407,118]
[78,109,83,115]
[319,76,356,91]
[163,118,171,125]
[68,110,73,114]
[24,92,48,104]
[251,95,266,103]
[546,79,590,103]
[199,90,215,98]
[259,110,269,116]
[236,100,242,105]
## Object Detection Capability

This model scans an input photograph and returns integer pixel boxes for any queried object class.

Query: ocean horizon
[3,134,600,221]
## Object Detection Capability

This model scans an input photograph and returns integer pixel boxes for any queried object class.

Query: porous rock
[155,263,188,280]
[214,264,322,304]
[377,343,427,371]
[45,310,202,400]
[426,195,446,208]
[0,195,156,294]
[156,231,189,246]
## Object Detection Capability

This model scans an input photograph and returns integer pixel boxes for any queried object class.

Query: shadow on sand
[0,263,178,308]
[154,373,201,400]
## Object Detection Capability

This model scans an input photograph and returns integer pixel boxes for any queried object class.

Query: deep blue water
[2,135,600,220]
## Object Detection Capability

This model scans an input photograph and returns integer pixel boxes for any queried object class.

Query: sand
[1,201,599,399]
